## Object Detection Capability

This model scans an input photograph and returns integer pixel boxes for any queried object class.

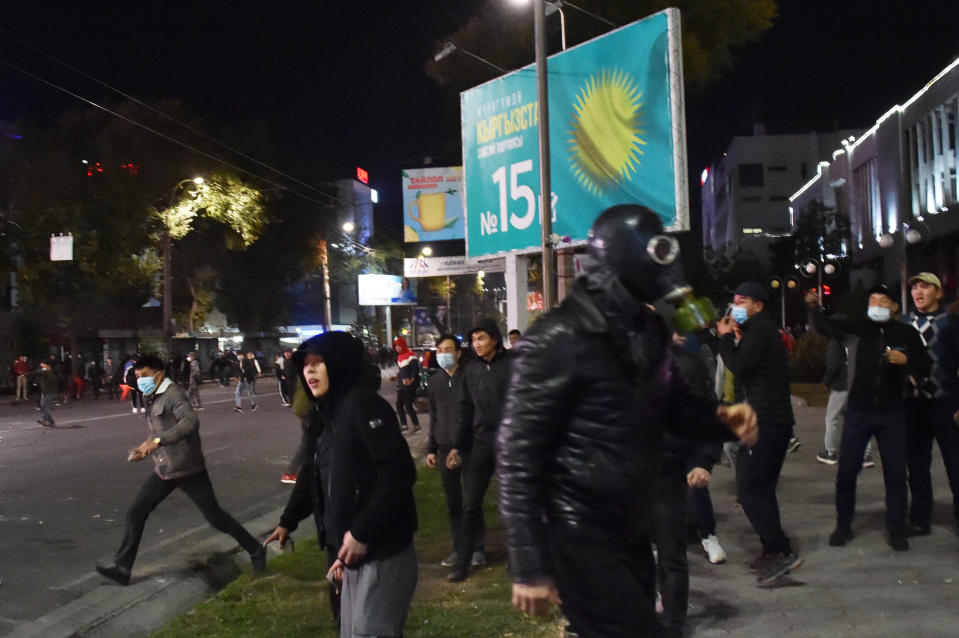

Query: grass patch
[790,382,830,408]
[152,459,564,637]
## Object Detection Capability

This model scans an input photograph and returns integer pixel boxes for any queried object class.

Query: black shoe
[756,552,803,587]
[886,530,909,551]
[251,403,258,411]
[95,563,131,586]
[233,406,243,413]
[399,425,409,433]
[829,525,854,546]
[447,568,468,582]
[37,419,54,427]
[743,551,769,574]
[250,548,267,574]
[905,522,931,537]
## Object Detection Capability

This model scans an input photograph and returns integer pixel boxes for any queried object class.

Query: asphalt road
[0,380,302,635]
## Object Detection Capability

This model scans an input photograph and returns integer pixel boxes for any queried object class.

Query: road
[0,381,302,635]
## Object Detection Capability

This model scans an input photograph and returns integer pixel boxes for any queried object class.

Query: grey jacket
[147,380,206,479]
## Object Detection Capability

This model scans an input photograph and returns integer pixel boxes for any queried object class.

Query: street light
[342,221,355,233]
[798,257,839,306]
[163,176,204,354]
[879,219,928,308]
[767,275,800,330]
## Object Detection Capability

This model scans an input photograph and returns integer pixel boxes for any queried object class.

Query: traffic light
[823,284,831,296]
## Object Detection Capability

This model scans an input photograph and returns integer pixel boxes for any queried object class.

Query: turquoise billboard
[461,9,688,258]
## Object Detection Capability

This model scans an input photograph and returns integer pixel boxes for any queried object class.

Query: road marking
[9,398,238,430]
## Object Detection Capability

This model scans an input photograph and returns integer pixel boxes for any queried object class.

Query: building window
[739,163,764,187]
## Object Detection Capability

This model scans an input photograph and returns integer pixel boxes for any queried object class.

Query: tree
[769,201,851,293]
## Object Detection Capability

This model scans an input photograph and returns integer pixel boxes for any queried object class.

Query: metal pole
[446,275,452,331]
[817,265,823,306]
[162,229,172,356]
[318,237,333,331]
[535,0,555,311]
[780,284,786,330]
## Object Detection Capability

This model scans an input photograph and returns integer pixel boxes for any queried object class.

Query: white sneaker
[701,534,727,564]
[132,407,138,414]
[139,407,145,413]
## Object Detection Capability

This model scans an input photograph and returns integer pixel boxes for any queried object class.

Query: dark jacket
[810,307,931,414]
[456,347,512,449]
[29,368,59,395]
[393,336,420,391]
[240,358,258,382]
[497,276,730,584]
[821,337,848,392]
[280,333,417,559]
[428,366,465,453]
[718,309,794,428]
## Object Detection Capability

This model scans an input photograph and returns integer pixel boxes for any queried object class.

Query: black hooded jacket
[497,272,731,584]
[279,332,417,558]
[456,318,513,450]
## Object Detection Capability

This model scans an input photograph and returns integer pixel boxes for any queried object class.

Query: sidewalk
[7,391,959,637]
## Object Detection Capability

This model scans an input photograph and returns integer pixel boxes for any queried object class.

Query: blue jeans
[39,393,55,424]
[235,379,256,408]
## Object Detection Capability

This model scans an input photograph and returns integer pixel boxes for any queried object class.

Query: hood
[293,331,365,400]
[393,336,411,354]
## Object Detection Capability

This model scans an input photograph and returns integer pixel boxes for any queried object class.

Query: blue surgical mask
[137,375,157,396]
[730,306,749,325]
[867,306,891,323]
[437,352,456,370]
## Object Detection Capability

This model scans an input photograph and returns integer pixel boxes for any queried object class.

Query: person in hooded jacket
[393,336,420,433]
[265,332,417,638]
[497,205,758,638]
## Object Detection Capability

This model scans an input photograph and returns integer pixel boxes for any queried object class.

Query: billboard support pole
[385,306,393,349]
[534,0,556,311]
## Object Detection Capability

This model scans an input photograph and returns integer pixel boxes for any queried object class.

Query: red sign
[356,166,369,184]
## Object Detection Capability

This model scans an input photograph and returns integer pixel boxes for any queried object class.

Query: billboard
[404,255,504,278]
[357,274,418,306]
[402,166,466,242]
[461,8,688,258]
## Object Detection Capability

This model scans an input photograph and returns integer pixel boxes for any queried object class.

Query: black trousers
[737,424,792,554]
[114,470,260,571]
[395,387,419,427]
[688,485,717,537]
[907,396,959,526]
[436,445,484,554]
[836,408,907,532]
[651,472,689,637]
[454,440,495,571]
[552,526,664,638]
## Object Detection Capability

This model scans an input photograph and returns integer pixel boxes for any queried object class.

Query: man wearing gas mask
[497,204,758,638]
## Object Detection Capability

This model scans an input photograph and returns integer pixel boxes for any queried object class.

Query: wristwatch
[153,437,162,446]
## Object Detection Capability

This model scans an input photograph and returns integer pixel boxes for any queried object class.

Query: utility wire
[0,26,347,208]
[0,56,345,209]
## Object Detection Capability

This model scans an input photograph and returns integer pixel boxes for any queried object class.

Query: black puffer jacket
[718,309,794,428]
[456,348,512,449]
[279,333,417,559]
[497,275,729,584]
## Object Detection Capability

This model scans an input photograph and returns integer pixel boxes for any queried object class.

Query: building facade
[702,125,862,264]
[790,59,959,307]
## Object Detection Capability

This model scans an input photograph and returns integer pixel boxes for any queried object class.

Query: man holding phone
[805,285,931,551]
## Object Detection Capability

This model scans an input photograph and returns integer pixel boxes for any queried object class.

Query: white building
[702,125,862,263]
[790,58,959,306]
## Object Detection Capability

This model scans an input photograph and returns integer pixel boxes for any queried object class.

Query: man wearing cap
[805,285,931,551]
[901,272,959,537]
[717,281,800,585]
[446,318,512,582]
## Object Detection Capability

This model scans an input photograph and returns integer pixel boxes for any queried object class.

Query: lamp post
[767,275,800,330]
[798,257,839,307]
[163,177,204,355]
[879,220,927,309]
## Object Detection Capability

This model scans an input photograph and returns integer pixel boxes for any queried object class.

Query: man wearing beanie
[901,272,959,537]
[806,285,931,551]
[446,317,512,582]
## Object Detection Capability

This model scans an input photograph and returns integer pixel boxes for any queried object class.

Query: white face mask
[867,306,891,323]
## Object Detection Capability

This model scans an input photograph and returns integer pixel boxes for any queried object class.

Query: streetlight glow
[342,221,355,233]
[421,246,433,256]
[192,176,204,185]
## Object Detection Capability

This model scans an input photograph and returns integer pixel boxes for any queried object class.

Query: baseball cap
[908,272,942,289]
[867,284,895,301]
[732,281,769,303]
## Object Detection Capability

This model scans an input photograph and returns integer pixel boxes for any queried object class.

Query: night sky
[2,0,958,236]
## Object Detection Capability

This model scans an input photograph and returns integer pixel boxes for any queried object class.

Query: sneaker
[132,407,138,414]
[905,521,931,537]
[194,406,204,411]
[410,425,421,434]
[862,453,875,468]
[701,534,727,564]
[743,551,770,573]
[95,563,131,586]
[756,552,802,586]
[829,525,854,546]
[138,407,145,414]
[787,437,801,453]
[234,406,243,413]
[441,552,459,567]
[251,403,258,411]
[280,473,297,485]
[886,530,909,551]
[470,550,487,567]
[36,419,54,427]
[281,402,291,407]
[816,450,838,465]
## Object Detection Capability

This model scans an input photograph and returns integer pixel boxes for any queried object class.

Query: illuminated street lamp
[798,258,839,306]
[879,219,927,308]
[342,221,355,233]
[163,176,204,354]
[767,275,800,329]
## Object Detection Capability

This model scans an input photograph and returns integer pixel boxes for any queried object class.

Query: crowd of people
[10,206,959,637]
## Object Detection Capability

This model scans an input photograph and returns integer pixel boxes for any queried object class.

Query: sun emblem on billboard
[568,67,645,196]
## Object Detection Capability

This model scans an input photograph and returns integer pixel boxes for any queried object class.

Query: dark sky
[2,1,958,232]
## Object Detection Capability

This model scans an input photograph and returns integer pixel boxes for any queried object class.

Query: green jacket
[146,379,206,480]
